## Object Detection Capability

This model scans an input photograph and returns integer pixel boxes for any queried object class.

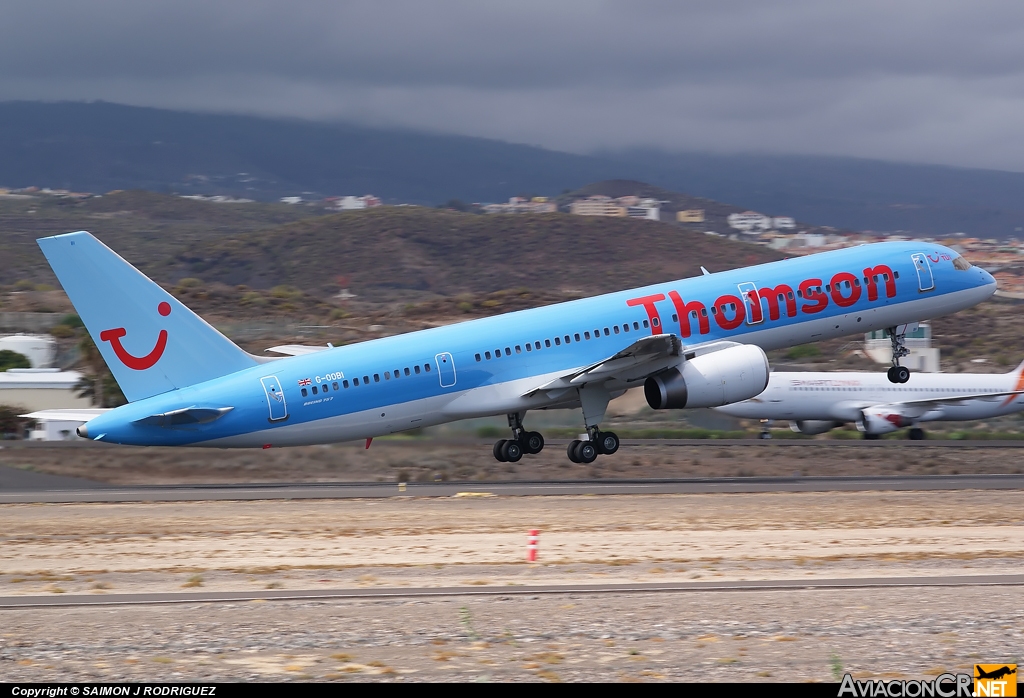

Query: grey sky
[3,1,1024,170]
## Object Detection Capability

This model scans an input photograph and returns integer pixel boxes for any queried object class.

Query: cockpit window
[952,255,972,271]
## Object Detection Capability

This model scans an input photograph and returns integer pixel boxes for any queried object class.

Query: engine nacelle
[790,420,843,435]
[644,344,770,409]
[859,407,912,435]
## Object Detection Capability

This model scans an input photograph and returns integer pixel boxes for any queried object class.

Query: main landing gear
[886,326,911,384]
[566,428,620,464]
[492,412,545,463]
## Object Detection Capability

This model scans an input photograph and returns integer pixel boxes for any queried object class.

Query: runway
[1,573,1021,609]
[2,471,1024,503]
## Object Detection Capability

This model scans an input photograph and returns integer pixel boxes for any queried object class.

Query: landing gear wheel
[596,431,620,455]
[501,439,523,463]
[493,439,508,462]
[567,440,582,463]
[574,440,598,464]
[887,367,898,383]
[895,366,911,383]
[908,427,926,440]
[523,431,545,454]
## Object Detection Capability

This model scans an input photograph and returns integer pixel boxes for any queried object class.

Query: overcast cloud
[3,1,1024,170]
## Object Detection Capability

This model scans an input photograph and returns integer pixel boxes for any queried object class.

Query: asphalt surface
[2,469,1024,502]
[1,574,1021,609]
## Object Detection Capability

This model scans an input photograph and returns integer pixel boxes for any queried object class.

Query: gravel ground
[2,439,1023,485]
[1,586,1022,682]
[0,489,1022,681]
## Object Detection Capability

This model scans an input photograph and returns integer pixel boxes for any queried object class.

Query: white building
[482,197,556,214]
[625,198,661,221]
[0,334,56,368]
[727,211,772,233]
[334,195,382,210]
[280,196,303,205]
[773,216,796,229]
[1,369,91,411]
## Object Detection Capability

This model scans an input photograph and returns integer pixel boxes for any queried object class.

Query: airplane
[31,231,994,463]
[716,361,1024,439]
[975,666,1016,681]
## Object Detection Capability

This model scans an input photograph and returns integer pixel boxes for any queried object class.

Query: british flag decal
[298,378,312,386]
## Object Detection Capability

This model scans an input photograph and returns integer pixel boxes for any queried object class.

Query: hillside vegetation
[164,206,783,300]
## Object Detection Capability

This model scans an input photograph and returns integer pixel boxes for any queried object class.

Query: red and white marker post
[527,529,539,562]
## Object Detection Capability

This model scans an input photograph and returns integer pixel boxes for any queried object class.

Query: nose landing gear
[886,326,912,384]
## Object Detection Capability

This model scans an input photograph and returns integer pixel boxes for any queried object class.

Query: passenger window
[711,307,718,315]
[574,333,580,342]
[495,348,501,358]
[853,279,859,287]
[545,339,551,347]
[584,331,591,340]
[515,345,522,353]
[894,271,900,279]
[564,335,571,344]
[414,366,420,374]
[526,344,532,352]
[643,320,650,328]
[475,353,481,362]
[505,347,511,356]
[343,380,349,388]
[363,375,369,383]
[485,351,491,359]
[613,326,619,334]
[788,291,794,299]
[405,368,410,376]
[604,328,610,336]
[374,374,380,383]
[384,372,390,380]
[555,337,561,345]
[353,378,359,386]
[301,388,308,397]
[425,364,431,372]
[312,386,318,394]
[333,382,339,390]
[536,341,542,349]
[624,324,630,332]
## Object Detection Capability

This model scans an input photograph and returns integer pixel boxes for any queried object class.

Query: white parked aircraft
[715,362,1024,439]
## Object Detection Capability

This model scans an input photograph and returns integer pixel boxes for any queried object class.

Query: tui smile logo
[99,302,171,370]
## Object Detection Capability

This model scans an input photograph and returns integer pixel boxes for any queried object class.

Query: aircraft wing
[20,408,110,422]
[265,344,331,356]
[521,333,683,398]
[885,390,1024,408]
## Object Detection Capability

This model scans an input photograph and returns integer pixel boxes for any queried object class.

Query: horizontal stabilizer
[20,408,110,423]
[134,406,234,428]
[266,344,330,356]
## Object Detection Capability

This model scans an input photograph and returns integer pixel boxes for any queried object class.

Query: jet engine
[644,344,770,409]
[789,420,843,435]
[859,406,912,435]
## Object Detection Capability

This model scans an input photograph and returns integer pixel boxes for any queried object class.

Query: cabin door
[435,352,457,387]
[737,282,763,325]
[911,253,935,292]
[260,375,289,422]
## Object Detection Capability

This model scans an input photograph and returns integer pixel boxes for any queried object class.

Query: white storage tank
[0,334,56,368]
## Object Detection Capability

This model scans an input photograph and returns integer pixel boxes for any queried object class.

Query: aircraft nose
[981,267,997,289]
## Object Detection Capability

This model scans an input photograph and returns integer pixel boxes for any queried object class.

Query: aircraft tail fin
[37,231,257,402]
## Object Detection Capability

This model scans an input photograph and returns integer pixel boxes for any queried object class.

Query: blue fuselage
[84,241,995,446]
